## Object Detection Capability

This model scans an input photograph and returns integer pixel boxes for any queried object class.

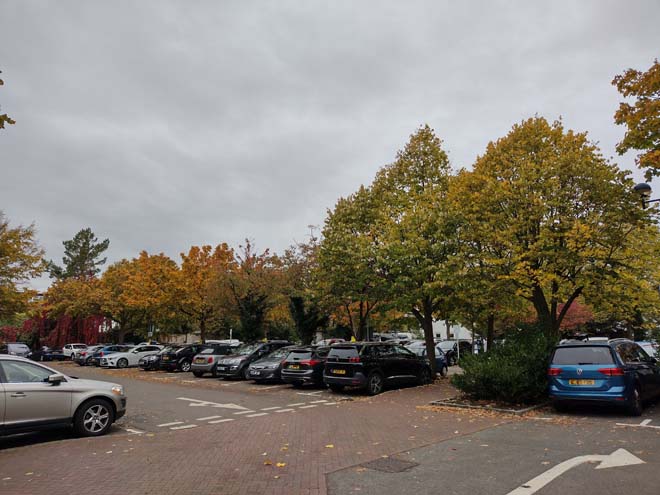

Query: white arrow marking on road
[176,397,249,410]
[506,449,644,495]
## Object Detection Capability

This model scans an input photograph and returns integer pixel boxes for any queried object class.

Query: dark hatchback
[139,346,174,371]
[27,347,68,362]
[247,345,297,383]
[215,341,292,380]
[549,339,660,415]
[281,346,331,388]
[159,344,208,372]
[323,342,433,395]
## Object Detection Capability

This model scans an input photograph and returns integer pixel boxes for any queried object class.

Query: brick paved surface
[0,382,505,495]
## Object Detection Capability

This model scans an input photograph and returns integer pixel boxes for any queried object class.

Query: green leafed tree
[456,117,655,337]
[613,59,660,181]
[48,228,110,279]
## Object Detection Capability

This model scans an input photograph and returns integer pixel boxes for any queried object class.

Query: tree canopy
[48,228,110,279]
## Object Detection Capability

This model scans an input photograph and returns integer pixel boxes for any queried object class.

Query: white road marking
[176,397,249,410]
[260,406,282,411]
[196,415,223,421]
[323,402,337,406]
[640,419,652,426]
[310,400,328,404]
[616,418,660,429]
[208,418,235,424]
[299,405,318,409]
[287,402,305,407]
[246,412,269,417]
[124,428,144,434]
[170,424,198,430]
[157,421,184,427]
[275,408,295,413]
[297,390,324,396]
[505,449,644,495]
[233,410,256,415]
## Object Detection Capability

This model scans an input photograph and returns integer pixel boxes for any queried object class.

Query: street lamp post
[633,183,660,209]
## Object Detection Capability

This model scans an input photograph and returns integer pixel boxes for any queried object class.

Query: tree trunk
[200,318,206,343]
[486,313,495,352]
[412,296,436,374]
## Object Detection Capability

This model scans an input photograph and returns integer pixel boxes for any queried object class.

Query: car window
[394,345,416,357]
[616,343,639,364]
[328,346,361,359]
[438,341,455,351]
[629,344,651,363]
[314,347,330,358]
[1,361,53,383]
[553,346,615,365]
[375,345,396,358]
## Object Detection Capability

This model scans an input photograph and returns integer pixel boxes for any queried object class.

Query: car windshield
[287,350,313,360]
[10,344,30,352]
[266,347,290,359]
[438,341,455,351]
[236,344,259,356]
[328,346,361,359]
[552,346,615,365]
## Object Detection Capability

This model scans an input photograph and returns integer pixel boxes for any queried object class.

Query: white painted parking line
[157,421,184,427]
[196,415,223,421]
[170,424,198,430]
[616,418,660,429]
[323,402,337,406]
[246,412,269,417]
[641,419,652,426]
[275,408,295,413]
[299,405,318,409]
[233,410,256,415]
[208,418,235,424]
[124,428,145,434]
[260,406,282,411]
[287,402,305,407]
[309,400,328,404]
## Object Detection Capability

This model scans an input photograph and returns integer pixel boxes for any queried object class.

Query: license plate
[218,366,227,371]
[569,379,595,385]
[288,364,300,370]
[250,369,260,375]
[162,356,170,361]
[332,369,346,375]
[195,358,205,364]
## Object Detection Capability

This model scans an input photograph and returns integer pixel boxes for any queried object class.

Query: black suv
[159,344,208,372]
[323,342,432,395]
[215,341,292,380]
[281,346,331,388]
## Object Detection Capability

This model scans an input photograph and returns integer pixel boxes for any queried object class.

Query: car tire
[117,358,129,369]
[628,386,643,416]
[86,357,94,366]
[192,370,204,378]
[292,381,304,389]
[70,353,76,361]
[180,360,192,372]
[439,365,448,377]
[329,384,345,393]
[242,366,251,380]
[366,372,384,396]
[419,367,432,385]
[74,398,115,437]
[553,400,570,413]
[211,366,218,378]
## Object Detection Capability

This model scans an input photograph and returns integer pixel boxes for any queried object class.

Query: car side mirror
[47,373,65,385]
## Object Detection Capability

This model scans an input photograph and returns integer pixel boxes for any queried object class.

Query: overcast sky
[1,1,659,291]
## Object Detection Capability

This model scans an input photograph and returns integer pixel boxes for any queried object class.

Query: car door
[616,343,656,400]
[632,343,660,397]
[0,360,72,427]
[394,345,421,382]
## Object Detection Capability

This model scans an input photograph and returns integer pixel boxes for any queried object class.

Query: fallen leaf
[325,444,334,448]
[276,462,287,468]
[25,473,33,476]
[264,460,273,466]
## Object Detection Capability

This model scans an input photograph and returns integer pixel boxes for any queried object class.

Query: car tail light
[547,368,562,376]
[99,351,104,357]
[207,357,214,363]
[598,367,624,376]
[349,357,361,363]
[300,359,321,366]
[81,352,87,357]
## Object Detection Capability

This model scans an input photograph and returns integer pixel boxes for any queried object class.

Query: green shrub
[451,330,557,404]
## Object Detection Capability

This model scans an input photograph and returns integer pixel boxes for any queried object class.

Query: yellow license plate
[569,379,595,385]
[332,369,346,375]
[162,356,170,361]
[195,358,205,363]
[289,364,300,370]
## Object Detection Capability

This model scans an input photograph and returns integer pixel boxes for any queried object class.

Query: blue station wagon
[548,339,660,415]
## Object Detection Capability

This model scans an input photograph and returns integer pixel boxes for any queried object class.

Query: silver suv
[0,355,127,437]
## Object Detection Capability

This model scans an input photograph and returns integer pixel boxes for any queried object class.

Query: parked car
[247,345,298,383]
[548,339,660,416]
[100,345,163,368]
[405,341,449,377]
[88,345,134,367]
[62,343,88,360]
[215,341,292,380]
[0,342,31,358]
[76,345,107,366]
[159,344,209,372]
[281,346,331,388]
[323,342,433,395]
[27,347,67,362]
[637,341,658,359]
[138,351,162,371]
[437,340,473,366]
[0,355,126,437]
[191,344,238,377]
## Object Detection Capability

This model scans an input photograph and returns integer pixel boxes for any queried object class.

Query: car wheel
[292,381,304,389]
[85,357,94,366]
[419,367,432,385]
[180,360,192,372]
[552,400,570,413]
[211,366,218,378]
[242,366,251,380]
[117,358,129,369]
[193,370,204,378]
[74,399,115,437]
[366,372,384,396]
[70,353,76,361]
[628,386,643,416]
[439,365,448,377]
[329,384,345,393]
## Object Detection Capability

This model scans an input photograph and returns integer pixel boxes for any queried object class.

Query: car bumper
[115,396,127,419]
[323,372,367,388]
[215,365,243,377]
[159,362,179,371]
[248,368,279,380]
[549,386,628,403]
[282,369,319,384]
[191,363,215,373]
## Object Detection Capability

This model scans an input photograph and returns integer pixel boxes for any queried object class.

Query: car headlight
[111,386,124,396]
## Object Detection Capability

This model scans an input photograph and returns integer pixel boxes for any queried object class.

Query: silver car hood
[66,377,120,391]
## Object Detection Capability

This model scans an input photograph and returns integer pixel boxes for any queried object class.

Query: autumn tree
[0,212,45,319]
[48,228,110,279]
[318,187,389,340]
[0,70,16,130]
[371,125,459,372]
[100,260,147,343]
[177,244,235,342]
[613,59,660,181]
[457,117,654,337]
